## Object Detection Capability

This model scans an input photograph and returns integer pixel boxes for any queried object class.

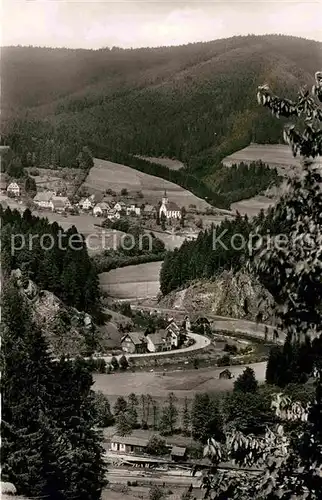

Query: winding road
[95,261,281,397]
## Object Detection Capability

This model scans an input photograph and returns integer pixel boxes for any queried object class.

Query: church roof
[166,201,181,211]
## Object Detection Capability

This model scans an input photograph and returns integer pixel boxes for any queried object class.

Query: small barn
[219,369,233,380]
[170,446,187,462]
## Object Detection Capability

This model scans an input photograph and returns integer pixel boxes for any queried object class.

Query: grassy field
[231,195,275,217]
[93,361,266,400]
[222,143,302,175]
[99,261,162,299]
[84,158,211,210]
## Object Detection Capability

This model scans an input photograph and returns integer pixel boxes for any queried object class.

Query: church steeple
[162,189,168,205]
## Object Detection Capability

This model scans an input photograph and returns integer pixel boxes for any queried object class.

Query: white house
[114,201,126,212]
[106,208,120,220]
[126,204,141,216]
[79,197,93,210]
[33,191,56,209]
[165,320,182,348]
[93,202,111,217]
[159,191,182,220]
[7,182,20,197]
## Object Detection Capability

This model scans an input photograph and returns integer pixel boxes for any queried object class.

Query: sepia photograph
[1,1,322,499]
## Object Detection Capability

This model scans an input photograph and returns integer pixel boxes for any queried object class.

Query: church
[159,191,182,220]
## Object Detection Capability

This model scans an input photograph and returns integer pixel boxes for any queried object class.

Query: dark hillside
[2,35,321,189]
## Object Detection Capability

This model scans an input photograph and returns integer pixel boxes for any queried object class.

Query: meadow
[83,158,211,210]
[99,261,162,299]
[222,143,302,175]
[93,361,267,400]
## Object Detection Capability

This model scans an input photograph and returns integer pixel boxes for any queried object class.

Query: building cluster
[121,318,189,354]
[1,178,185,225]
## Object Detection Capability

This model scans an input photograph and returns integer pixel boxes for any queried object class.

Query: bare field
[136,155,185,170]
[84,158,211,210]
[93,361,267,399]
[231,195,275,217]
[222,143,302,175]
[99,261,162,299]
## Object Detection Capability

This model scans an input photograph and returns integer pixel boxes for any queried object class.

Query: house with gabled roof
[33,190,55,209]
[126,203,141,216]
[93,202,111,217]
[7,181,21,197]
[165,319,186,348]
[109,435,149,454]
[52,196,71,213]
[121,332,147,354]
[114,201,126,212]
[146,330,172,353]
[143,204,157,218]
[79,197,93,210]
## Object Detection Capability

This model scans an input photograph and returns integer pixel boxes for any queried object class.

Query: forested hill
[2,35,321,184]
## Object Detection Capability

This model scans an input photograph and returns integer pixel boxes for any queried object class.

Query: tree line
[1,206,101,319]
[93,366,315,450]
[93,218,166,273]
[1,278,106,499]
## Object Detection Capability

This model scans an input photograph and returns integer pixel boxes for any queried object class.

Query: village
[0,175,201,230]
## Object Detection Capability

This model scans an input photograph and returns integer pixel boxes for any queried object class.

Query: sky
[1,0,321,49]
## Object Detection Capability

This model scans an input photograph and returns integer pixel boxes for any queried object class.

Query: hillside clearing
[84,158,211,209]
[222,143,301,176]
[231,195,275,217]
[99,261,162,299]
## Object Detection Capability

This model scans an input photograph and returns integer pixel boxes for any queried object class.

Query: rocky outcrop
[159,269,274,323]
[10,269,99,356]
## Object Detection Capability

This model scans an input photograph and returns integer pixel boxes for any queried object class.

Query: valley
[2,29,321,500]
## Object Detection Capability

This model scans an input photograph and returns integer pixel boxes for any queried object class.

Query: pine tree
[1,278,106,500]
[114,396,127,416]
[234,367,258,393]
[127,393,138,428]
[159,392,178,436]
[182,397,191,436]
[116,411,132,436]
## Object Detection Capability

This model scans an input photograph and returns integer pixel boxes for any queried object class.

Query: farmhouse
[7,182,20,197]
[79,197,93,210]
[146,330,172,353]
[121,332,147,354]
[114,201,126,212]
[109,435,149,454]
[165,319,185,348]
[52,196,71,213]
[126,203,141,216]
[33,191,55,209]
[143,204,157,218]
[93,202,111,217]
[159,191,181,220]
